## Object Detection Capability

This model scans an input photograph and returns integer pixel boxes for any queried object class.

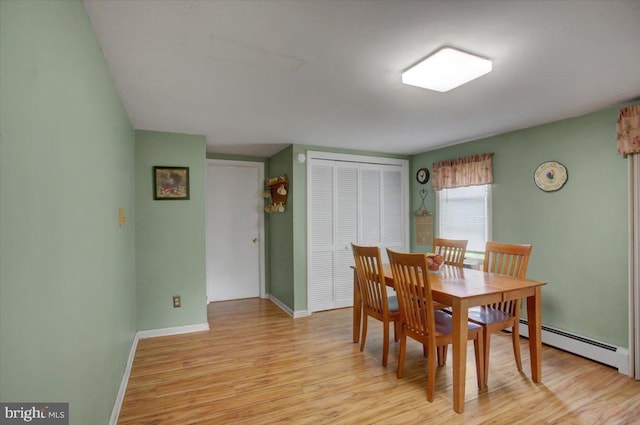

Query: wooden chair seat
[466,305,512,325]
[387,295,399,313]
[442,304,512,328]
[434,310,483,336]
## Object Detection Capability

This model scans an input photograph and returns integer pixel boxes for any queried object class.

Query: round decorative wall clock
[416,168,430,184]
[534,161,568,192]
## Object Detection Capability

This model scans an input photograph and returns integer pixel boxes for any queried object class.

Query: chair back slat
[387,249,436,342]
[352,244,389,318]
[433,238,468,267]
[483,242,532,314]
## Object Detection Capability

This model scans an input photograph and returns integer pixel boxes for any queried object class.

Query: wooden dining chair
[387,249,484,401]
[432,238,468,267]
[351,243,400,367]
[470,241,532,384]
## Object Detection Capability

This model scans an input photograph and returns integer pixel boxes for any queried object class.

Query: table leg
[353,269,361,343]
[452,298,469,413]
[527,287,543,382]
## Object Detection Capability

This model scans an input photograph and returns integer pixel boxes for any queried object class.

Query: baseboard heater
[517,318,629,376]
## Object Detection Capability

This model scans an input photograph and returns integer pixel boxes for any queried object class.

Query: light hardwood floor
[119,298,640,424]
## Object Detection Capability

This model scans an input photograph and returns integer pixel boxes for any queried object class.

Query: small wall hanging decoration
[153,166,190,200]
[415,215,433,245]
[264,175,288,213]
[415,188,430,216]
[534,161,567,192]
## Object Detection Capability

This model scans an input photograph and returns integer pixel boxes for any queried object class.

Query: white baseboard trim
[518,319,630,375]
[109,322,210,424]
[269,295,293,317]
[108,332,139,425]
[268,295,310,318]
[293,309,311,318]
[137,322,210,339]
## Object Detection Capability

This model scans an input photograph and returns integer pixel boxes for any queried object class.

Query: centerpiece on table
[425,253,444,273]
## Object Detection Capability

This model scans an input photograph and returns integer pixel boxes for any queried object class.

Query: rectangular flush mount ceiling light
[402,47,492,92]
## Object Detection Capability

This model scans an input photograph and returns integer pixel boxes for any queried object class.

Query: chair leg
[393,320,399,342]
[382,319,390,367]
[436,346,446,366]
[474,329,486,390]
[426,342,436,402]
[512,322,523,371]
[360,314,368,352]
[396,332,407,379]
[483,329,492,387]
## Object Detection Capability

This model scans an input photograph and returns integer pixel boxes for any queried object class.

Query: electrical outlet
[173,295,181,308]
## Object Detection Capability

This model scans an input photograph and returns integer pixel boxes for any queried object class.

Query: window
[436,184,491,253]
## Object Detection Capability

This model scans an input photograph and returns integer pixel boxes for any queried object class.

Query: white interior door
[206,160,264,302]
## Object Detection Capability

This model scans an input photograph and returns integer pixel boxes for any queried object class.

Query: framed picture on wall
[153,166,190,200]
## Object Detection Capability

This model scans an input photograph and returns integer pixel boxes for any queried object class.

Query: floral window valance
[431,153,494,191]
[617,105,640,156]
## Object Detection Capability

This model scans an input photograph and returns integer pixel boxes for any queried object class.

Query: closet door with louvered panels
[308,158,406,313]
[309,161,359,312]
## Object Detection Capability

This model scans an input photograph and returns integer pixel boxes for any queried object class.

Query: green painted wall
[0,1,136,424]
[135,131,208,330]
[267,146,295,307]
[410,107,629,346]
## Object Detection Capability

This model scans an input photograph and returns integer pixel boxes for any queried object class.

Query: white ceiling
[83,0,640,157]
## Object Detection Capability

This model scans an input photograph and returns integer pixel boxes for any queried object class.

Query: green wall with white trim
[0,1,136,424]
[135,131,208,330]
[410,107,629,346]
[266,146,295,307]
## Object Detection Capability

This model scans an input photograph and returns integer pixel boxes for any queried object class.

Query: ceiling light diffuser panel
[402,47,492,92]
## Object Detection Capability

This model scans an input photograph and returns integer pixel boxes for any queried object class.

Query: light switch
[119,208,126,226]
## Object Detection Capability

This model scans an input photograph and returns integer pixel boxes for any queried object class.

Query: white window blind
[437,184,491,252]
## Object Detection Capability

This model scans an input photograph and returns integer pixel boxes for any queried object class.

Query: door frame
[306,151,409,314]
[206,159,266,301]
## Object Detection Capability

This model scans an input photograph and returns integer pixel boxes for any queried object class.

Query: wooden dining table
[352,263,547,413]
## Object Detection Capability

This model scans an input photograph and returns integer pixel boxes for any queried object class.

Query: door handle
[252,238,258,244]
